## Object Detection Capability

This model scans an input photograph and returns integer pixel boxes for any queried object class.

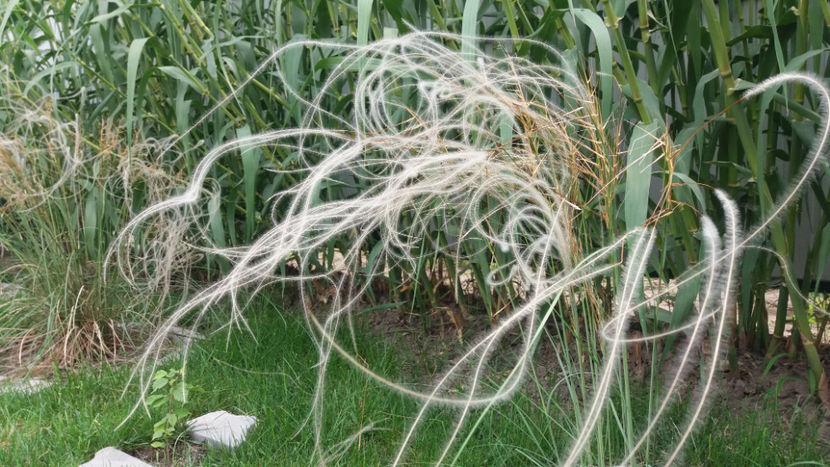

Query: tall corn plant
[371,0,830,398]
[390,0,830,399]
[542,0,830,397]
[319,1,829,396]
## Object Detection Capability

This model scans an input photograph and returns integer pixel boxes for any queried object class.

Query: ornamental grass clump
[108,33,830,464]
[0,80,191,373]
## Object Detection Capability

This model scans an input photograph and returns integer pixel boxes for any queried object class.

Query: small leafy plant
[147,367,197,451]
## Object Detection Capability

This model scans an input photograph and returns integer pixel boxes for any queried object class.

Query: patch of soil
[357,309,596,424]
[718,346,830,441]
[131,440,207,466]
[359,300,513,387]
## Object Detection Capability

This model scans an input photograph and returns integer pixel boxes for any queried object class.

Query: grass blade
[570,9,613,117]
[624,122,659,230]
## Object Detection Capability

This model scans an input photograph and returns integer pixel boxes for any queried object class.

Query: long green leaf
[158,65,205,94]
[461,0,480,61]
[0,0,19,39]
[126,37,150,149]
[624,122,660,230]
[90,1,134,24]
[357,0,372,46]
[237,125,262,242]
[570,9,613,117]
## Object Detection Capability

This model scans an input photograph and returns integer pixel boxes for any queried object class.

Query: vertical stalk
[636,0,659,97]
[793,0,808,104]
[735,0,753,82]
[599,0,651,124]
[718,0,731,43]
[700,0,757,166]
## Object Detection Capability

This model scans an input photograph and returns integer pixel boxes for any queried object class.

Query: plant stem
[600,0,651,124]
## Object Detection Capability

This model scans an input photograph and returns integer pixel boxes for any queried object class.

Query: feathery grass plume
[666,190,741,464]
[599,74,830,463]
[615,192,736,465]
[562,227,657,466]
[108,28,830,463]
[0,88,82,208]
[109,28,597,440]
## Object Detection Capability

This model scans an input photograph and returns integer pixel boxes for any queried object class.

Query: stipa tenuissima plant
[108,32,830,465]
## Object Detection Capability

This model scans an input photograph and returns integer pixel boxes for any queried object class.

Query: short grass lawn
[2,297,827,465]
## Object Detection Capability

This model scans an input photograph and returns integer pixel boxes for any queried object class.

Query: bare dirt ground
[131,440,206,466]
[720,343,830,438]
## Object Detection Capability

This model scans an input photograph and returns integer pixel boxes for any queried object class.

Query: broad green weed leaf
[152,377,169,391]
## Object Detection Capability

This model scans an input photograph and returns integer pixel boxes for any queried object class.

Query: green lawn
[2,298,827,465]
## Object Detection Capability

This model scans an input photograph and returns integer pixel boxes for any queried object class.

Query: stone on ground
[0,282,21,299]
[168,326,205,345]
[0,376,51,394]
[79,447,152,467]
[187,410,256,448]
